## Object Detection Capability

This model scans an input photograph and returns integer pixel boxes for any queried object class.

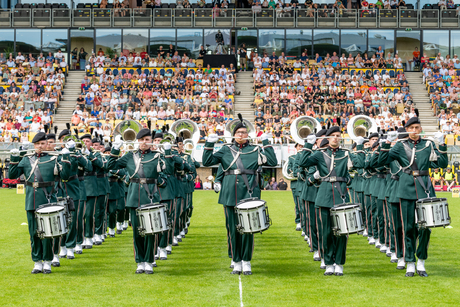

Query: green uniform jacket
[215,165,224,184]
[301,165,320,203]
[350,145,366,193]
[299,143,364,208]
[363,151,375,196]
[186,154,200,192]
[182,153,197,194]
[287,154,297,190]
[293,152,305,197]
[84,150,105,197]
[385,158,402,203]
[159,149,184,201]
[9,153,71,211]
[202,140,277,207]
[369,151,387,200]
[58,149,92,201]
[107,148,167,208]
[108,169,126,200]
[379,139,448,200]
[97,155,110,196]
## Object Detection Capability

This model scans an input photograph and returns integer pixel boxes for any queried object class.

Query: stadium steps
[234,71,254,124]
[405,72,438,133]
[53,70,86,133]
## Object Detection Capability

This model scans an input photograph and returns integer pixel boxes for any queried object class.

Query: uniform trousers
[364,194,373,237]
[318,207,348,265]
[173,197,184,236]
[158,199,173,248]
[400,199,431,262]
[95,195,107,235]
[27,211,53,262]
[130,208,155,263]
[84,196,97,238]
[377,198,386,245]
[299,196,307,234]
[307,201,319,252]
[224,205,254,263]
[76,200,85,245]
[292,189,300,224]
[108,198,123,229]
[389,200,404,258]
[371,196,379,240]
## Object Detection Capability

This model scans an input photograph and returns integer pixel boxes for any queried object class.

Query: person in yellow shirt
[431,168,443,189]
[443,167,456,191]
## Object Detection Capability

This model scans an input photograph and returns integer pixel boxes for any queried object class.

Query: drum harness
[401,141,433,198]
[321,149,349,205]
[27,155,58,206]
[132,151,162,204]
[224,144,265,198]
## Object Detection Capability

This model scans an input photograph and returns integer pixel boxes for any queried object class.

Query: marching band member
[172,138,188,246]
[293,144,307,239]
[299,127,365,276]
[202,114,277,275]
[379,117,447,277]
[300,129,327,263]
[107,165,126,238]
[80,134,105,249]
[9,132,71,274]
[154,132,185,260]
[109,128,168,274]
[183,145,200,234]
[363,133,379,245]
[287,149,301,232]
[353,139,369,237]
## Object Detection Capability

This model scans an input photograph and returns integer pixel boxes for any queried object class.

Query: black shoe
[43,269,52,274]
[67,255,75,260]
[167,250,171,255]
[334,273,343,276]
[109,235,115,238]
[231,270,241,275]
[405,272,415,277]
[152,262,157,267]
[230,265,234,269]
[123,227,128,231]
[31,269,42,274]
[243,271,252,275]
[320,265,326,270]
[396,265,405,270]
[309,249,314,253]
[51,262,60,267]
[314,257,321,261]
[94,241,102,246]
[177,237,182,242]
[154,255,159,260]
[417,270,428,277]
[75,250,82,254]
[172,242,179,246]
[324,272,334,276]
[390,259,398,263]
[135,269,144,274]
[160,257,167,261]
[145,270,154,274]
[184,229,188,234]
[116,230,122,234]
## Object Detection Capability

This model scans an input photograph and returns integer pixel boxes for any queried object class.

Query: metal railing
[0,8,459,28]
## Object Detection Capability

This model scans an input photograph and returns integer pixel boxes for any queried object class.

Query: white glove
[207,134,219,143]
[387,131,398,142]
[10,149,19,156]
[84,148,90,155]
[379,138,386,144]
[65,140,75,149]
[434,132,445,144]
[355,136,365,145]
[163,143,171,150]
[306,134,317,145]
[313,170,320,180]
[214,182,221,193]
[113,140,123,150]
[61,148,70,155]
[22,141,30,149]
[261,133,268,141]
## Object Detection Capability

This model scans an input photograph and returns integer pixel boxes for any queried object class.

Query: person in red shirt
[32,114,42,123]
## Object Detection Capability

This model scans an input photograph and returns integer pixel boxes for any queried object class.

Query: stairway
[53,71,85,133]
[234,71,255,124]
[405,72,438,134]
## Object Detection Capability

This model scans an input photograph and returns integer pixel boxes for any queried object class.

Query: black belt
[130,178,157,184]
[84,172,96,176]
[403,169,429,176]
[322,176,347,183]
[109,177,119,182]
[78,176,85,181]
[376,174,387,179]
[26,181,54,188]
[225,169,257,176]
[97,174,106,178]
[391,175,400,181]
[62,175,78,182]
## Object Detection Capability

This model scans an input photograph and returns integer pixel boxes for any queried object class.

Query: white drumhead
[37,205,65,213]
[139,204,163,210]
[237,200,266,209]
[332,204,360,211]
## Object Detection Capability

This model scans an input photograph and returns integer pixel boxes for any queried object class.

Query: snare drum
[415,197,451,228]
[235,198,271,234]
[36,204,68,239]
[330,203,364,236]
[136,203,169,236]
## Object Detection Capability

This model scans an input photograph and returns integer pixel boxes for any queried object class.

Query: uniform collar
[234,141,249,149]
[328,146,340,153]
[408,137,421,145]
[139,149,151,155]
[35,152,47,158]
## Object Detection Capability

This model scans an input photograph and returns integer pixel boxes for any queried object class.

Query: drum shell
[136,203,169,235]
[330,203,364,236]
[35,205,68,238]
[415,198,451,228]
[235,198,271,234]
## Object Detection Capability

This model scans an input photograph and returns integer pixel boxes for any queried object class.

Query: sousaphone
[346,115,377,141]
[224,118,256,143]
[290,116,322,145]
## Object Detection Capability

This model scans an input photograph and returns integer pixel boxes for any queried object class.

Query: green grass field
[0,190,459,306]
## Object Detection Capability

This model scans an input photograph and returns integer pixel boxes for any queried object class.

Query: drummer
[8,132,71,274]
[108,128,168,274]
[299,127,365,276]
[202,114,277,275]
[379,117,447,277]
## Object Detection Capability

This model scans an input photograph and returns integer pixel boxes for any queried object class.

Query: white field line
[239,274,244,307]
